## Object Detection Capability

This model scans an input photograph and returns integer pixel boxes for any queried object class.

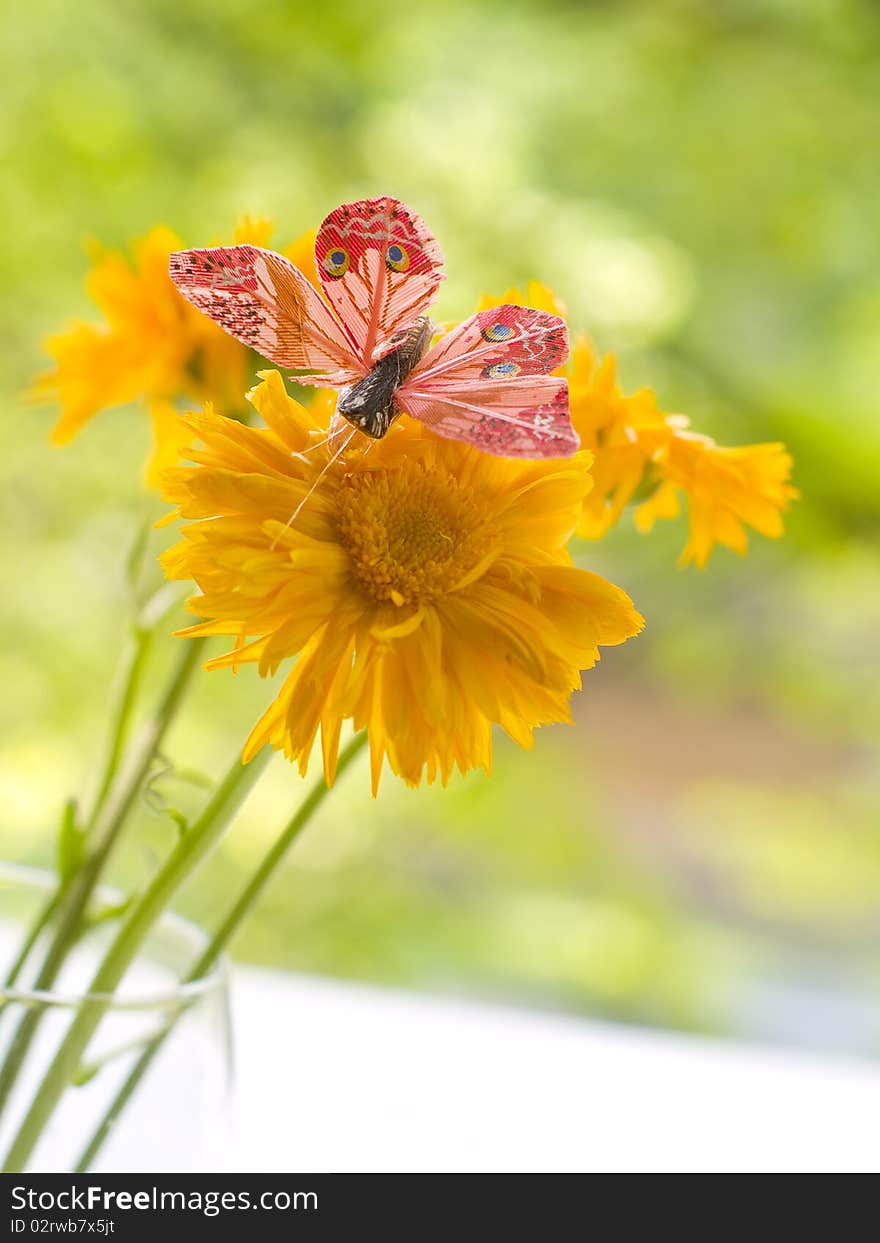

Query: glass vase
[0,863,231,1172]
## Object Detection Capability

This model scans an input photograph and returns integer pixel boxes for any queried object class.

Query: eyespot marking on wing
[385,243,410,272]
[322,247,350,279]
[482,360,522,379]
[482,322,516,343]
[314,196,444,361]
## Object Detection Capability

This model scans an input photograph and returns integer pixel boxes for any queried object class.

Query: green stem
[190,734,367,978]
[0,888,64,999]
[72,1028,170,1087]
[84,583,181,830]
[3,746,272,1173]
[0,638,205,1122]
[1,587,180,997]
[74,732,368,1172]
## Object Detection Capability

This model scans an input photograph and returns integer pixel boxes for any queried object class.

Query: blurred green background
[2,0,879,1054]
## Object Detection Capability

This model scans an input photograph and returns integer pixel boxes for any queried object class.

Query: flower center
[336,461,493,605]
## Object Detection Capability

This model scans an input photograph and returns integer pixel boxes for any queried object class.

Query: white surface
[232,967,880,1173]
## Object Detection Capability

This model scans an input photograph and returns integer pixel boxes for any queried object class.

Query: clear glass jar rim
[0,863,226,1009]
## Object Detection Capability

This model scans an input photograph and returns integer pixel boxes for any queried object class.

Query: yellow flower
[160,371,644,794]
[569,343,669,539]
[478,281,568,318]
[145,399,197,491]
[32,218,318,485]
[633,432,798,568]
[568,339,797,567]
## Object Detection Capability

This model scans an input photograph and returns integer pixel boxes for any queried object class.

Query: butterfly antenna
[290,429,341,461]
[270,424,357,551]
[289,408,348,461]
[355,436,379,466]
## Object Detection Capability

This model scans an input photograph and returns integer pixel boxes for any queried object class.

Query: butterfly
[168,196,579,459]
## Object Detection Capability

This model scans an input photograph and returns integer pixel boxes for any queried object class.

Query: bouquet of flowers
[0,197,794,1171]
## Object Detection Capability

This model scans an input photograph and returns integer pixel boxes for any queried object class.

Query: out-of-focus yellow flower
[478,281,568,318]
[568,344,669,538]
[32,218,318,485]
[160,372,644,794]
[632,432,798,568]
[569,339,796,567]
[481,281,795,566]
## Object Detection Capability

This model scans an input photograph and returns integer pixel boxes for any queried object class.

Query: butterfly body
[337,316,433,439]
[169,197,580,460]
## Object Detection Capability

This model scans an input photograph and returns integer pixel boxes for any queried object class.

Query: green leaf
[73,1027,166,1087]
[143,755,212,836]
[57,798,86,882]
[164,807,190,839]
[82,896,134,933]
[163,765,214,792]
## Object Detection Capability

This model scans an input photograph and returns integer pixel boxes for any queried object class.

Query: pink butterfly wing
[168,245,362,383]
[397,306,579,459]
[315,197,444,366]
